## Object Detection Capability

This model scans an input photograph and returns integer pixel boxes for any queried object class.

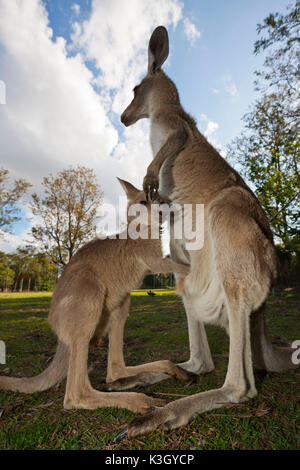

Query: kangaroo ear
[148,26,169,74]
[117,178,140,201]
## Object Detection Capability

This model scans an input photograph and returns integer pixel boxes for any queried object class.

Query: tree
[228,94,299,246]
[0,168,31,235]
[31,166,104,267]
[5,248,58,292]
[0,251,15,291]
[33,252,58,291]
[9,247,33,292]
[227,2,299,250]
[254,1,299,98]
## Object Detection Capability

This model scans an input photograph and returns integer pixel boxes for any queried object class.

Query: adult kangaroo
[117,26,298,440]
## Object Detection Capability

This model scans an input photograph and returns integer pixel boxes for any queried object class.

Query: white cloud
[0,202,45,253]
[0,0,118,190]
[71,0,183,91]
[0,231,24,252]
[183,18,201,45]
[71,3,80,15]
[199,113,219,138]
[225,83,239,97]
[206,120,219,136]
[0,0,194,251]
[69,0,184,221]
[222,73,239,98]
[198,113,225,157]
[210,88,220,95]
[0,79,5,103]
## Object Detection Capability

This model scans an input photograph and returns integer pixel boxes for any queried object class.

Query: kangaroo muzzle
[120,111,131,127]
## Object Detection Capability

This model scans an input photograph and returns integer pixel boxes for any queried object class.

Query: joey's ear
[117,178,140,201]
[148,26,169,74]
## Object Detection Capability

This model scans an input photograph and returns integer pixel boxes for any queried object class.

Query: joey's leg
[106,295,130,383]
[106,296,192,391]
[64,333,165,413]
[177,294,214,374]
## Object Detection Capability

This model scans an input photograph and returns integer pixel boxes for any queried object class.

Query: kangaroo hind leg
[251,303,299,372]
[63,290,165,412]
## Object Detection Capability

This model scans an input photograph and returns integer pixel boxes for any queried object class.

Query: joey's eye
[140,200,147,206]
[133,86,138,96]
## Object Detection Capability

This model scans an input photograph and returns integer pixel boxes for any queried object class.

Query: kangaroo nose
[120,112,126,125]
[120,112,129,127]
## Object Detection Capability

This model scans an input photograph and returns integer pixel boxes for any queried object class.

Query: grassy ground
[0,287,299,450]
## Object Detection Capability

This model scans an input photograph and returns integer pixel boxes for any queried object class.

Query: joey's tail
[0,340,69,393]
[251,303,298,372]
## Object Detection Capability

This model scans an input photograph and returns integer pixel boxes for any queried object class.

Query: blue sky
[163,0,289,148]
[0,0,291,250]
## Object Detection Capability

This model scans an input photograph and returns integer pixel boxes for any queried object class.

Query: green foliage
[228,2,299,250]
[31,166,104,267]
[141,273,175,289]
[0,249,58,292]
[0,168,31,234]
[254,2,299,48]
[30,251,58,291]
[254,2,299,97]
[0,252,15,290]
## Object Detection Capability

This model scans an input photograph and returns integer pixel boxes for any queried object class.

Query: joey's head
[120,26,179,127]
[117,178,163,229]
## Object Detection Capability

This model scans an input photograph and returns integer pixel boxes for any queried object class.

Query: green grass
[0,287,299,450]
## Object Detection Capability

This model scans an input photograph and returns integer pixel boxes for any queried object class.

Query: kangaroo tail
[251,303,298,372]
[0,340,69,393]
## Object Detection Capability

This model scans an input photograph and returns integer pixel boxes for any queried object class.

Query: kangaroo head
[117,178,161,227]
[120,26,179,127]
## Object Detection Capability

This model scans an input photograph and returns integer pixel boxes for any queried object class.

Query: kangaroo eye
[140,200,147,206]
[133,86,138,96]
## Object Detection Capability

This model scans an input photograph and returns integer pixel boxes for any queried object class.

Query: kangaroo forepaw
[172,366,196,383]
[107,367,194,391]
[107,372,170,391]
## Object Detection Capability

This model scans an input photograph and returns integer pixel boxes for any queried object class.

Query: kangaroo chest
[150,122,174,201]
[150,121,169,157]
